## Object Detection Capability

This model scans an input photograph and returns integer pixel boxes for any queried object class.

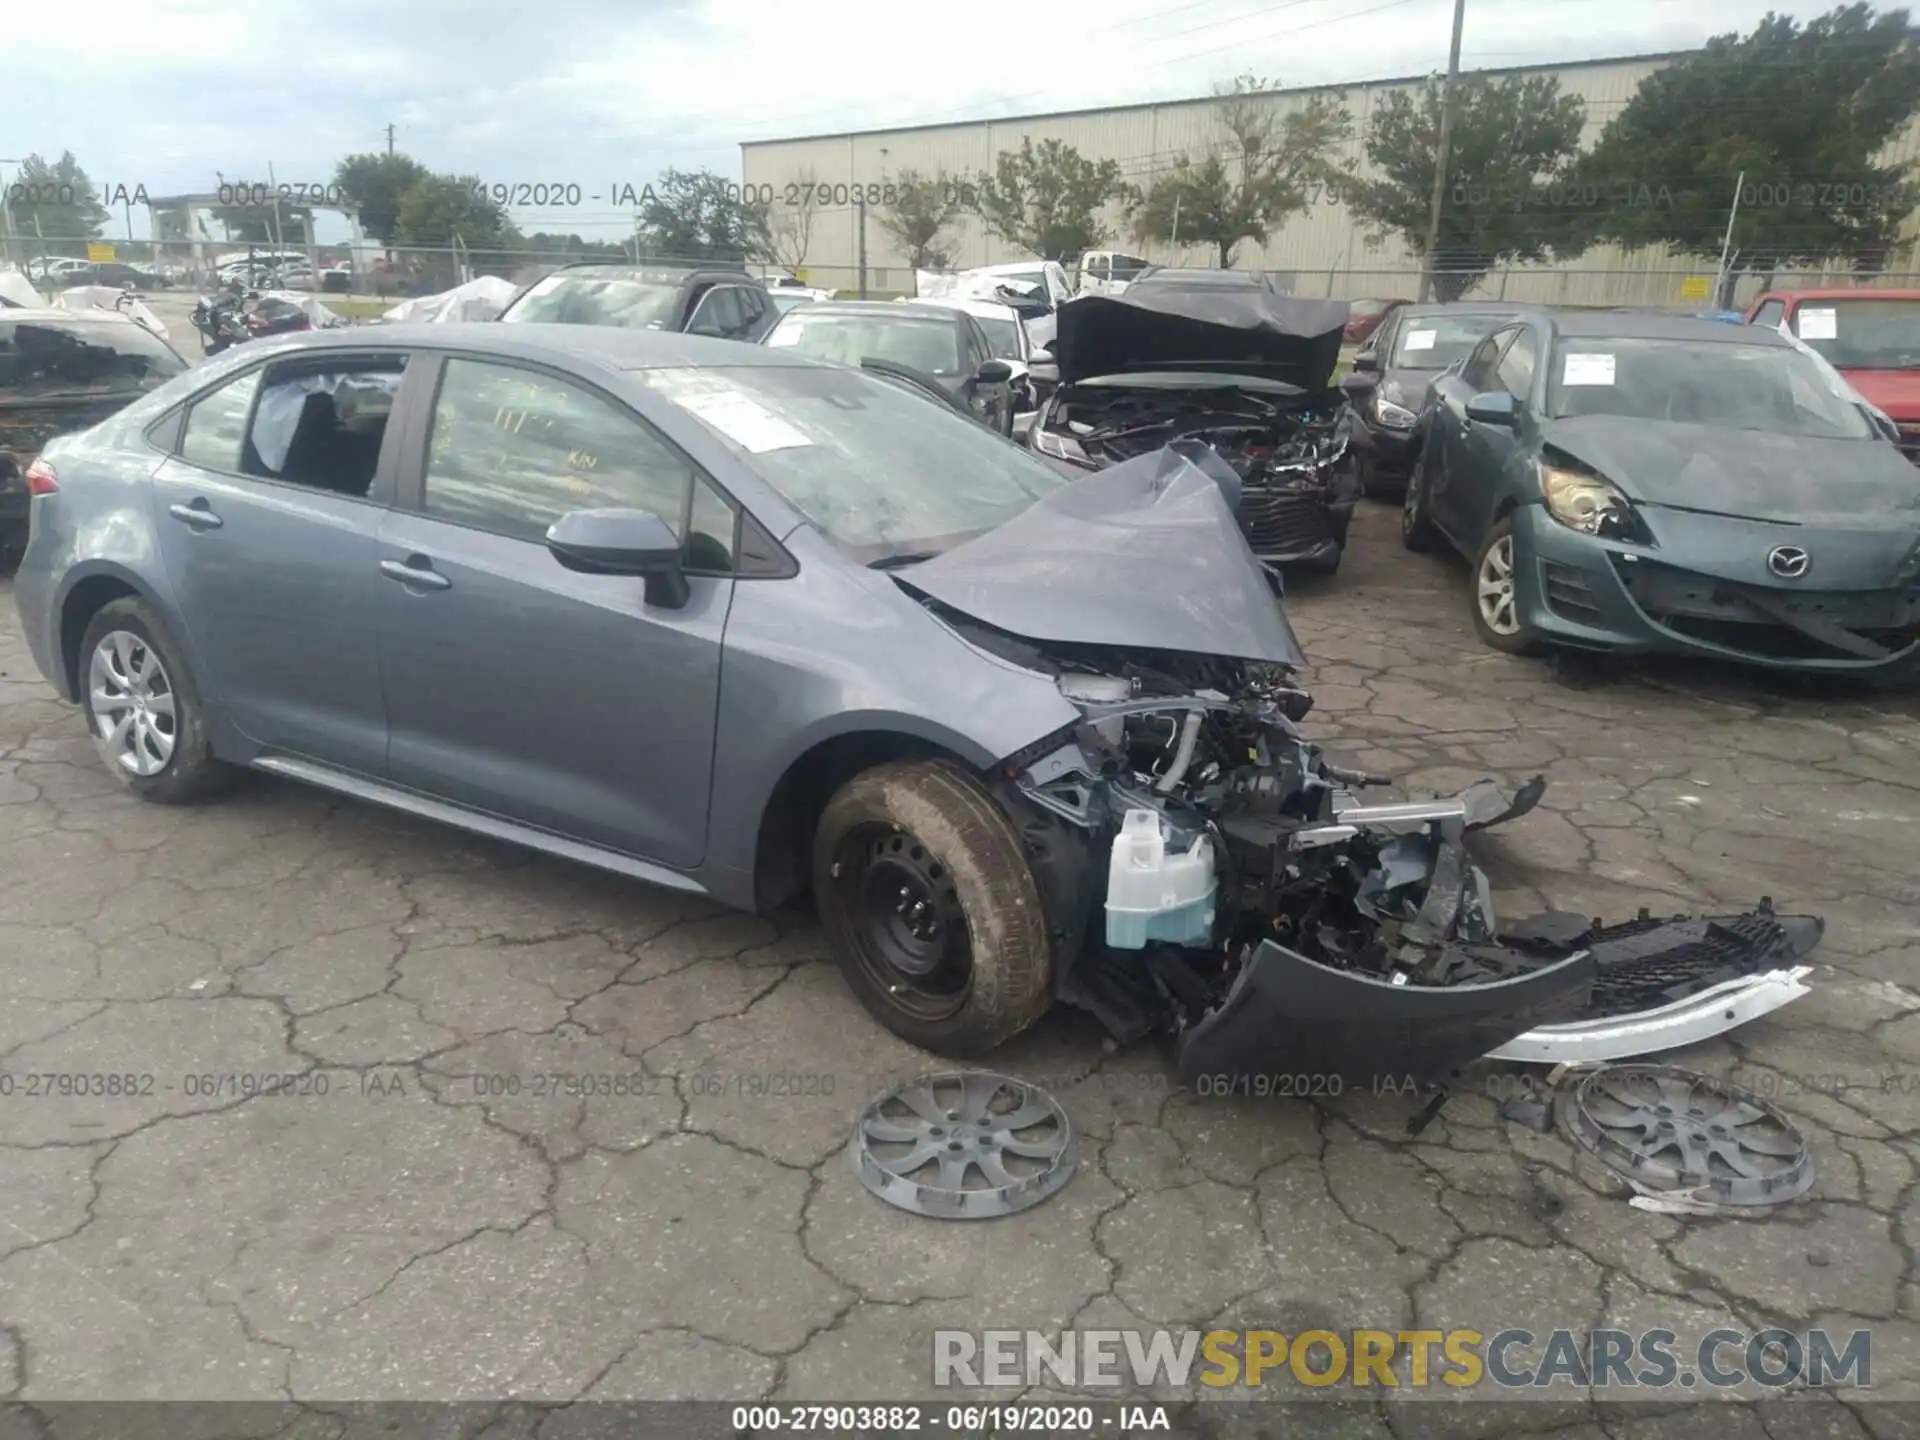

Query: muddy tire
[1401,451,1442,552]
[814,759,1053,1055]
[78,597,232,803]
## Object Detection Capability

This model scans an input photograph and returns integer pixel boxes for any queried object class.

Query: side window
[179,369,263,472]
[737,286,769,337]
[1493,329,1538,401]
[1751,299,1786,330]
[685,476,737,574]
[690,286,748,338]
[1460,330,1513,389]
[1087,256,1110,279]
[422,358,697,548]
[239,355,408,498]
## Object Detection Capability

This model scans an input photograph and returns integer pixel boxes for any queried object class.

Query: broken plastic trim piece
[1175,939,1596,1089]
[1484,967,1813,1064]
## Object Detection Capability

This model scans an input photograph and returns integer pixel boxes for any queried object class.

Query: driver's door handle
[167,500,223,530]
[379,556,452,591]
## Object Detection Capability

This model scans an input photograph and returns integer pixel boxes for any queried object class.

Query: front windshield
[0,317,187,398]
[1545,336,1876,439]
[1790,298,1920,370]
[636,363,1066,562]
[1391,313,1507,370]
[766,311,961,375]
[501,269,683,328]
[973,315,1024,360]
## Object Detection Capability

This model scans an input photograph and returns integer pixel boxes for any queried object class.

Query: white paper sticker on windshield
[1796,307,1838,340]
[1562,353,1616,386]
[1402,328,1438,351]
[764,322,803,347]
[676,391,812,453]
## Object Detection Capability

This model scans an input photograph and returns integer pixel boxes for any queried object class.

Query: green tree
[875,169,966,269]
[521,231,631,260]
[333,152,432,247]
[394,176,520,282]
[1569,4,1920,289]
[968,138,1134,262]
[634,168,771,262]
[1133,77,1352,267]
[4,152,110,253]
[1346,73,1588,300]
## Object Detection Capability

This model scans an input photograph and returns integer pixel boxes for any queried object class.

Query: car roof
[270,322,828,372]
[1543,310,1791,345]
[0,306,142,325]
[905,296,1020,321]
[1389,301,1540,321]
[1762,287,1920,302]
[545,259,752,279]
[780,301,959,321]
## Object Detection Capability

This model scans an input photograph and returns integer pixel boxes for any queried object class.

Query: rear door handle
[167,500,223,530]
[379,556,452,591]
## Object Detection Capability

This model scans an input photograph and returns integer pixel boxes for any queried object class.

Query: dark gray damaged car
[12,325,1822,1087]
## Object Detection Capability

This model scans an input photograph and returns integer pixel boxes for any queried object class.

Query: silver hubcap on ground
[87,630,177,776]
[1477,534,1520,635]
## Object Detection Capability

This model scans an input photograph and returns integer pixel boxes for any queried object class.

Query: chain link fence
[6,233,1917,313]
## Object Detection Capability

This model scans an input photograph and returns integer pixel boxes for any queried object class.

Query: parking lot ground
[1,501,1918,1418]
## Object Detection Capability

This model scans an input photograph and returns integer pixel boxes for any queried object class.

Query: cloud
[0,0,1793,242]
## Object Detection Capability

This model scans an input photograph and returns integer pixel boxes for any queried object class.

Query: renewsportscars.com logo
[933,1328,1873,1391]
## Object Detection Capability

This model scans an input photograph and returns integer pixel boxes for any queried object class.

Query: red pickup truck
[1744,288,1920,463]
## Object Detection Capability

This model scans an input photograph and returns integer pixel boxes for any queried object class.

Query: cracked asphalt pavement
[1,500,1917,1428]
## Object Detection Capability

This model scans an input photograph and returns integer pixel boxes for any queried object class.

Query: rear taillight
[24,459,57,496]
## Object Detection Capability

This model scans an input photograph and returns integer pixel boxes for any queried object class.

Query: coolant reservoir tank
[1057,672,1130,746]
[1105,809,1217,950]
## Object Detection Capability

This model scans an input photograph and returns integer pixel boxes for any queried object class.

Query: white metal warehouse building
[739,50,1920,306]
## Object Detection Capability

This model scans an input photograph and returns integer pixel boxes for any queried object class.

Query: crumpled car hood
[1055,290,1347,390]
[1542,415,1920,524]
[898,440,1306,666]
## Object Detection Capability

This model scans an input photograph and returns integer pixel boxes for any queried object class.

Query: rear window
[0,316,187,399]
[501,268,696,328]
[766,312,961,375]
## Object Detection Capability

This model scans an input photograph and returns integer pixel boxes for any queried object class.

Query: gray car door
[1429,328,1517,542]
[149,350,413,775]
[374,353,736,869]
[1452,326,1539,548]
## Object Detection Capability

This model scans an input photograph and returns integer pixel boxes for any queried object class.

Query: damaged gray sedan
[13,326,1819,1089]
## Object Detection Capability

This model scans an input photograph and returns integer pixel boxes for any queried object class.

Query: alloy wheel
[1401,465,1425,537]
[1477,533,1520,636]
[87,630,177,776]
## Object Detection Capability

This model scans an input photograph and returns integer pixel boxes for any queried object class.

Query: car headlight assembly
[1032,410,1091,464]
[1540,464,1643,541]
[1372,393,1419,429]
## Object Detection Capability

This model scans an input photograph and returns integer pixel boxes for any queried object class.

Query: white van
[1076,250,1151,296]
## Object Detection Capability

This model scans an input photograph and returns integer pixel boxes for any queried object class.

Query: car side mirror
[1339,371,1378,398]
[1027,347,1058,384]
[975,358,1013,385]
[1464,390,1518,426]
[546,507,690,608]
[1351,351,1379,373]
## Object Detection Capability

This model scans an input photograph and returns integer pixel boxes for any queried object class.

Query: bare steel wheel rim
[87,630,177,776]
[1477,533,1520,636]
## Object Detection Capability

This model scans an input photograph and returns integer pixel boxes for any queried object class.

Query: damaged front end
[985,663,1822,1090]
[1032,289,1358,571]
[1034,384,1356,571]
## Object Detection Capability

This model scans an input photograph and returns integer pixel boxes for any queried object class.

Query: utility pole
[1170,191,1181,250]
[1714,170,1745,309]
[1418,0,1467,304]
[386,123,396,157]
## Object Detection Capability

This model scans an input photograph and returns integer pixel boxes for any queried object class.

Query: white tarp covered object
[0,270,42,309]
[915,267,1044,307]
[52,284,170,340]
[380,275,519,324]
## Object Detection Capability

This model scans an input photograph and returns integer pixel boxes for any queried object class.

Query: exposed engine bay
[1035,384,1358,571]
[948,625,1822,1089]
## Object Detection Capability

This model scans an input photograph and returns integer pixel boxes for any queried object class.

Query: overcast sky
[2,0,1803,242]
